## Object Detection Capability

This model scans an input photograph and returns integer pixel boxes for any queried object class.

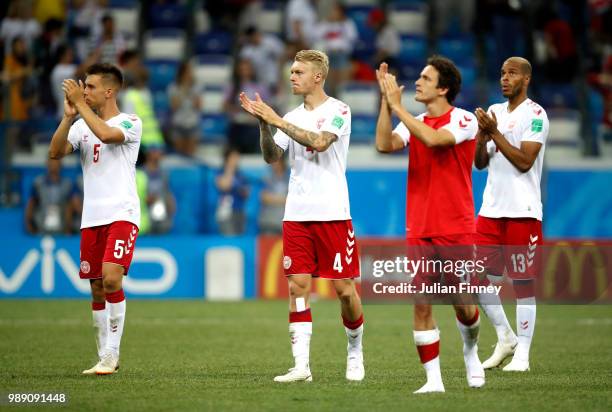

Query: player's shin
[478,275,515,342]
[413,328,444,391]
[456,308,480,354]
[515,296,536,361]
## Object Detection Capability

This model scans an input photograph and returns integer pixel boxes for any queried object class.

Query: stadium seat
[546,109,582,161]
[437,35,476,65]
[537,83,579,110]
[152,90,170,116]
[351,115,377,143]
[346,5,375,34]
[457,63,477,89]
[193,55,232,87]
[201,114,228,143]
[388,2,427,35]
[352,32,376,61]
[200,86,226,115]
[108,0,136,7]
[194,31,233,55]
[146,60,178,92]
[339,83,379,116]
[344,0,378,6]
[194,8,211,34]
[149,3,188,29]
[259,2,283,34]
[109,4,140,41]
[398,35,427,62]
[397,57,425,82]
[144,29,186,61]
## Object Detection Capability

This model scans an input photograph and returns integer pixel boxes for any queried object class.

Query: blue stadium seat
[152,90,170,116]
[108,0,136,7]
[388,2,427,35]
[149,3,188,29]
[201,114,228,142]
[537,83,579,109]
[397,57,425,81]
[194,31,233,55]
[146,60,178,92]
[339,83,379,116]
[346,5,375,33]
[352,33,376,61]
[399,35,427,62]
[457,63,477,88]
[193,54,232,87]
[437,35,476,65]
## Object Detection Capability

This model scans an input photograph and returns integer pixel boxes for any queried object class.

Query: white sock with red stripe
[515,297,536,361]
[343,313,364,357]
[414,329,442,386]
[105,289,126,356]
[478,275,515,342]
[456,308,480,355]
[91,301,107,359]
[289,309,312,370]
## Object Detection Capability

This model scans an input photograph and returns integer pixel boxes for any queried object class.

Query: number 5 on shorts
[333,252,343,273]
[114,239,125,259]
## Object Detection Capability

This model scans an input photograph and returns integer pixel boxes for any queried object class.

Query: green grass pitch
[1,300,611,411]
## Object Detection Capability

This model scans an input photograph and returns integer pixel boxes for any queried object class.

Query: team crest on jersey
[80,260,91,274]
[316,118,325,129]
[283,256,292,270]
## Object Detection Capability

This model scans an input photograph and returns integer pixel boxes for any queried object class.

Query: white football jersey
[68,113,142,228]
[479,98,549,220]
[273,97,351,221]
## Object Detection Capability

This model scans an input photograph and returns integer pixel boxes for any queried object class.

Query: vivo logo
[0,237,177,295]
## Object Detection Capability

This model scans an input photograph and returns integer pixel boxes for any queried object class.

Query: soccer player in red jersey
[375,56,485,393]
[49,64,142,375]
[240,50,365,382]
[474,57,549,372]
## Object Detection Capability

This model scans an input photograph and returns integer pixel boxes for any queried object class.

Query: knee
[90,280,105,301]
[289,283,306,299]
[414,304,432,321]
[336,288,354,306]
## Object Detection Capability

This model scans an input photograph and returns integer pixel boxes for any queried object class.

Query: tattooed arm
[259,120,284,164]
[275,119,338,152]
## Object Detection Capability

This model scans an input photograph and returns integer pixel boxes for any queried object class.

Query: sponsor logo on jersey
[120,120,133,130]
[80,260,90,274]
[531,118,543,132]
[332,116,344,129]
[283,255,292,270]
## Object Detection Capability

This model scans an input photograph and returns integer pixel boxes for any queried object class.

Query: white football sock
[290,322,312,370]
[515,297,536,361]
[414,329,442,384]
[456,312,480,355]
[345,324,363,357]
[106,299,126,356]
[479,292,515,342]
[92,307,108,359]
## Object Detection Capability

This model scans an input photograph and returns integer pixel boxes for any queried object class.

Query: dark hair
[426,55,461,104]
[118,49,139,66]
[86,63,124,88]
[176,60,191,83]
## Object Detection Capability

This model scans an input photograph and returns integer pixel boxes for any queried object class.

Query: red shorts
[407,233,474,289]
[475,216,543,279]
[79,221,139,279]
[282,220,360,279]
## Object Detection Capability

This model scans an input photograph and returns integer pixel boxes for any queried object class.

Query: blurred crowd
[1,0,610,235]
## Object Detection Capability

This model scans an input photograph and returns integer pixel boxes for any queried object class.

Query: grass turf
[1,300,611,411]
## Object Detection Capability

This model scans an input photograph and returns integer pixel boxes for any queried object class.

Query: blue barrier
[0,234,256,299]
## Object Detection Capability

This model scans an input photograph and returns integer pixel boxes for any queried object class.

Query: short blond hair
[295,49,329,80]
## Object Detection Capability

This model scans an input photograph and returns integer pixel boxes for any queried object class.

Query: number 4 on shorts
[333,252,343,273]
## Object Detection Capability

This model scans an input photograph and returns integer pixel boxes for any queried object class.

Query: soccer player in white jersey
[474,57,549,372]
[49,63,142,375]
[239,50,365,382]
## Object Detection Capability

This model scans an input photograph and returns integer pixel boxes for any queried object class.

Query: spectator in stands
[34,18,66,115]
[285,0,318,49]
[258,158,288,235]
[89,14,125,64]
[1,37,35,150]
[68,0,107,61]
[122,64,165,149]
[314,2,357,96]
[142,147,176,234]
[24,157,74,235]
[542,10,578,83]
[368,8,401,69]
[224,58,271,153]
[50,44,91,119]
[431,0,476,36]
[215,147,249,236]
[168,60,201,157]
[1,0,42,53]
[239,26,285,94]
